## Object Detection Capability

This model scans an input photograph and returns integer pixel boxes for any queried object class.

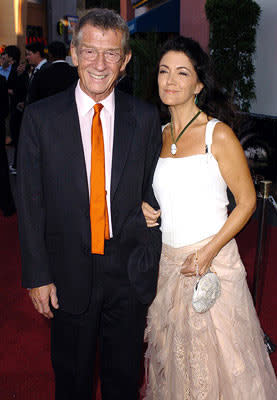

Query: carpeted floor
[0,213,276,399]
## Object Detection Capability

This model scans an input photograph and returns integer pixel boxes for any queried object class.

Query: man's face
[71,24,131,102]
[25,50,40,66]
[1,53,11,69]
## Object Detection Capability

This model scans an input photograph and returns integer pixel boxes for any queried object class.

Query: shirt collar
[0,64,12,77]
[75,79,115,117]
[35,58,47,71]
[52,60,67,64]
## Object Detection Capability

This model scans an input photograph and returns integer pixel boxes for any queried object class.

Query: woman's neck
[169,102,201,132]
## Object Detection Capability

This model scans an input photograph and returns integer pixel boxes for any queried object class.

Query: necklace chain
[170,110,202,155]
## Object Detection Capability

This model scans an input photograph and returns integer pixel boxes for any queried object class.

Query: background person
[142,36,276,399]
[35,41,78,100]
[25,42,50,105]
[17,8,162,400]
[0,74,15,216]
[0,49,12,80]
[0,45,21,90]
[0,45,22,151]
[3,46,29,174]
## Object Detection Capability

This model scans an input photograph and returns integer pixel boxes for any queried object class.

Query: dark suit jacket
[0,75,15,214]
[9,68,29,141]
[7,63,18,93]
[0,75,9,123]
[35,61,78,100]
[17,86,162,314]
[0,74,9,152]
[26,61,51,104]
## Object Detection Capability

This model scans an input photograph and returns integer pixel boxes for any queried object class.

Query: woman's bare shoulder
[212,121,243,160]
[213,121,237,140]
[212,121,241,147]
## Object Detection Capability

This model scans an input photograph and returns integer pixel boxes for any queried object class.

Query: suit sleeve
[143,106,162,207]
[123,105,162,304]
[17,107,53,288]
[142,106,162,255]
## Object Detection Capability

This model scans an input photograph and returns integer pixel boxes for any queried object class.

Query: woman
[142,37,276,399]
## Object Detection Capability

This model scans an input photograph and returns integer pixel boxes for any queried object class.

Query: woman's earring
[194,94,198,105]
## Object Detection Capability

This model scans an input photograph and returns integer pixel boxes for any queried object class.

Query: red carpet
[0,214,276,399]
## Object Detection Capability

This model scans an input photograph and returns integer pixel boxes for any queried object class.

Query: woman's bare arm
[181,122,256,276]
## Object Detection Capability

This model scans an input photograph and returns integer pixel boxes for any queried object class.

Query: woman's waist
[161,216,227,248]
[162,234,215,259]
[160,205,228,228]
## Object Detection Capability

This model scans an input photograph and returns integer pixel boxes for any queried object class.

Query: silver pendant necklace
[171,143,177,155]
[170,110,202,155]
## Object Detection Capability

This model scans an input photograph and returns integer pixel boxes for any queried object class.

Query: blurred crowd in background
[0,41,78,217]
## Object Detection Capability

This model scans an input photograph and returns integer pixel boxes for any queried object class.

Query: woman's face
[158,50,203,106]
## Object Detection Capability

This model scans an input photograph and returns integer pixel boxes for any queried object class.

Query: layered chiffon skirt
[144,237,277,399]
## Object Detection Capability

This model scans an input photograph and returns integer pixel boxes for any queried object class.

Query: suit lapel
[56,87,90,207]
[55,88,136,208]
[111,90,136,202]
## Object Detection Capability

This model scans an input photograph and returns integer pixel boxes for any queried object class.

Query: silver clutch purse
[192,252,221,313]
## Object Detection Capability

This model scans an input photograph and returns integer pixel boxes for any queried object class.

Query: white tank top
[153,119,229,247]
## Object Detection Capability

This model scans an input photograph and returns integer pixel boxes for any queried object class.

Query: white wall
[251,0,277,116]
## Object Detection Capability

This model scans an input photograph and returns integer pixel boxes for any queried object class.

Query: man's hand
[29,283,59,319]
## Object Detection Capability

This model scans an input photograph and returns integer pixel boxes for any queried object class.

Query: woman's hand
[17,62,26,76]
[142,201,161,227]
[180,245,213,277]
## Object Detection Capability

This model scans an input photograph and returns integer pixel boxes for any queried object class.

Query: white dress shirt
[0,64,12,80]
[52,60,67,64]
[75,80,115,236]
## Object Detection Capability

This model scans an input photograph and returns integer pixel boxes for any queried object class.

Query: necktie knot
[94,103,103,114]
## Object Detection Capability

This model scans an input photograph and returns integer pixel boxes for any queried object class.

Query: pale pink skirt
[144,237,277,400]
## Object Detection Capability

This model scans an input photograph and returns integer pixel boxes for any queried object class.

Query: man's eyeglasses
[79,48,123,64]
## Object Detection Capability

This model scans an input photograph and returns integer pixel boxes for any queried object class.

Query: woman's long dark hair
[159,36,236,129]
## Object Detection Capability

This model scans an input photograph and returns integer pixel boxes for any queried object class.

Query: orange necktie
[90,103,110,255]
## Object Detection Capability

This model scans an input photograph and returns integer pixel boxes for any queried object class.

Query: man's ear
[120,51,132,73]
[70,44,78,67]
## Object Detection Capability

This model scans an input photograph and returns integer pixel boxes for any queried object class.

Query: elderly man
[17,8,161,400]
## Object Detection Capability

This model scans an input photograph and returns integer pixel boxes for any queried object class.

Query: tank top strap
[205,118,220,153]
[162,122,170,134]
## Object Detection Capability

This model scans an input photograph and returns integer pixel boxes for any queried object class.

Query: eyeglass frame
[78,47,125,64]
